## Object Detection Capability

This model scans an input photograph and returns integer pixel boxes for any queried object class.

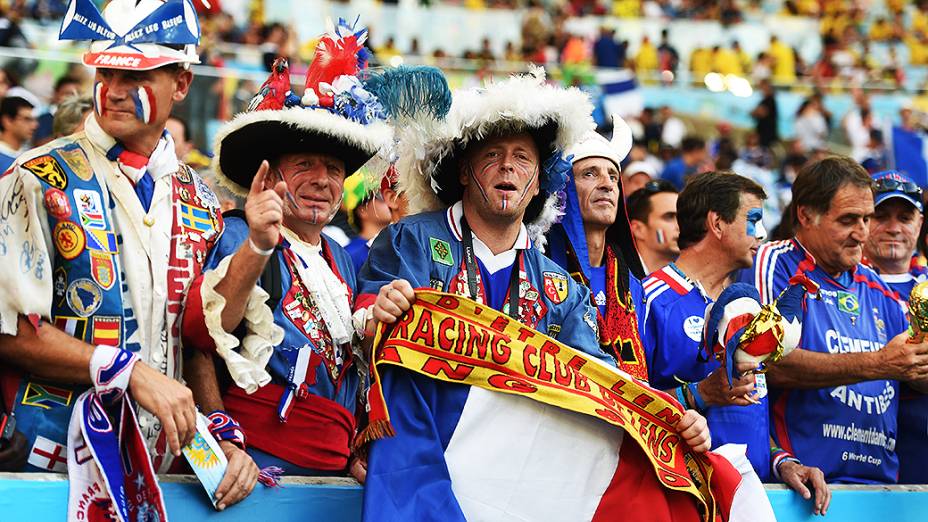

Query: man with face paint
[861,170,928,483]
[545,119,650,380]
[356,72,735,521]
[0,0,237,487]
[739,156,928,486]
[627,180,681,274]
[641,171,831,515]
[180,23,392,482]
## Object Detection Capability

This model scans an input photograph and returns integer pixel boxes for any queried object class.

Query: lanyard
[459,215,522,320]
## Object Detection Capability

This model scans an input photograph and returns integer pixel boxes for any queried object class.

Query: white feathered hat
[397,66,595,240]
[60,0,200,71]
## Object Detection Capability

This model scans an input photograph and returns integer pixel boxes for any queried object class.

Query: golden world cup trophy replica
[908,281,928,343]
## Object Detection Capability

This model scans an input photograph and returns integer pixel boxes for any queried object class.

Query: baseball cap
[872,170,924,212]
[623,160,656,179]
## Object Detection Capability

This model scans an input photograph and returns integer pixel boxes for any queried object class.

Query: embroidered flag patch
[21,382,73,409]
[430,237,453,266]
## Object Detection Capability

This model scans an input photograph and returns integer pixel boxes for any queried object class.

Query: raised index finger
[250,160,270,195]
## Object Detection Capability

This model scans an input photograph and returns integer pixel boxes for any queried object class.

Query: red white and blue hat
[872,170,924,212]
[59,0,201,71]
[212,18,392,196]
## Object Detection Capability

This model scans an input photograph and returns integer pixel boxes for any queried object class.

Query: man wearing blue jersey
[545,123,651,381]
[642,171,829,514]
[357,75,715,520]
[745,156,928,485]
[862,170,928,483]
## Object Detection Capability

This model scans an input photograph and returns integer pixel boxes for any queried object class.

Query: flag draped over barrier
[361,289,744,522]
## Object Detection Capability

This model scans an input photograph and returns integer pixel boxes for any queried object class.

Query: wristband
[89,345,140,403]
[674,386,688,409]
[248,236,275,256]
[687,382,707,412]
[207,410,246,449]
[352,306,375,340]
[771,447,800,480]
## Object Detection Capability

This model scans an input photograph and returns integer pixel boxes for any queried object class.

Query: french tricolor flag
[362,369,775,522]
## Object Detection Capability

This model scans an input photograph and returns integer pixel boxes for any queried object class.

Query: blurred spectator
[627,180,680,274]
[860,129,889,174]
[214,12,244,44]
[166,115,210,171]
[657,28,679,76]
[659,105,686,149]
[733,40,752,74]
[34,75,80,145]
[638,107,663,153]
[593,26,621,68]
[690,46,712,81]
[752,79,779,147]
[768,35,796,83]
[843,91,874,162]
[346,193,392,275]
[51,94,92,139]
[740,132,774,170]
[0,95,36,172]
[794,97,828,153]
[0,68,13,100]
[752,52,773,82]
[661,135,706,189]
[376,36,401,64]
[635,35,658,74]
[503,41,522,62]
[0,6,28,48]
[713,44,742,76]
[260,23,290,71]
[868,17,893,41]
[622,160,655,196]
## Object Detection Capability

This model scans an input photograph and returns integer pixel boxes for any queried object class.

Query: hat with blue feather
[397,66,595,244]
[212,18,450,197]
[59,0,201,70]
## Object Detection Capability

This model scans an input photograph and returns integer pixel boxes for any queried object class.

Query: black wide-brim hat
[212,107,391,196]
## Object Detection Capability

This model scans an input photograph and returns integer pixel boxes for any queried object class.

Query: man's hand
[0,430,28,471]
[676,410,711,453]
[245,160,286,251]
[779,460,831,516]
[214,441,259,510]
[371,279,417,325]
[697,362,757,407]
[128,362,196,456]
[875,332,928,381]
[349,455,367,484]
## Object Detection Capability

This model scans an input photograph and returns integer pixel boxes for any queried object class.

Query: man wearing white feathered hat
[0,0,253,512]
[355,69,716,519]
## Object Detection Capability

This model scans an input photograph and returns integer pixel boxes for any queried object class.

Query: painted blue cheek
[746,208,764,237]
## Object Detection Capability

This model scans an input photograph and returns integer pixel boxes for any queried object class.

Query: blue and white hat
[872,170,924,212]
[59,0,200,71]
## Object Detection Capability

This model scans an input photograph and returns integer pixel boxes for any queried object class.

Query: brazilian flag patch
[430,237,453,266]
[837,291,860,316]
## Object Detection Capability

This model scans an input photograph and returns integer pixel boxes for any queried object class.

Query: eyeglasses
[873,177,923,196]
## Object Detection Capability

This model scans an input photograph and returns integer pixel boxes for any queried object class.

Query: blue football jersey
[741,239,907,484]
[877,262,928,483]
[642,264,772,481]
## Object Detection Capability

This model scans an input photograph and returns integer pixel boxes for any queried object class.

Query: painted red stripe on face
[143,85,157,125]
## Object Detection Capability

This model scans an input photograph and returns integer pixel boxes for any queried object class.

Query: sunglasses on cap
[640,179,677,194]
[873,177,923,196]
